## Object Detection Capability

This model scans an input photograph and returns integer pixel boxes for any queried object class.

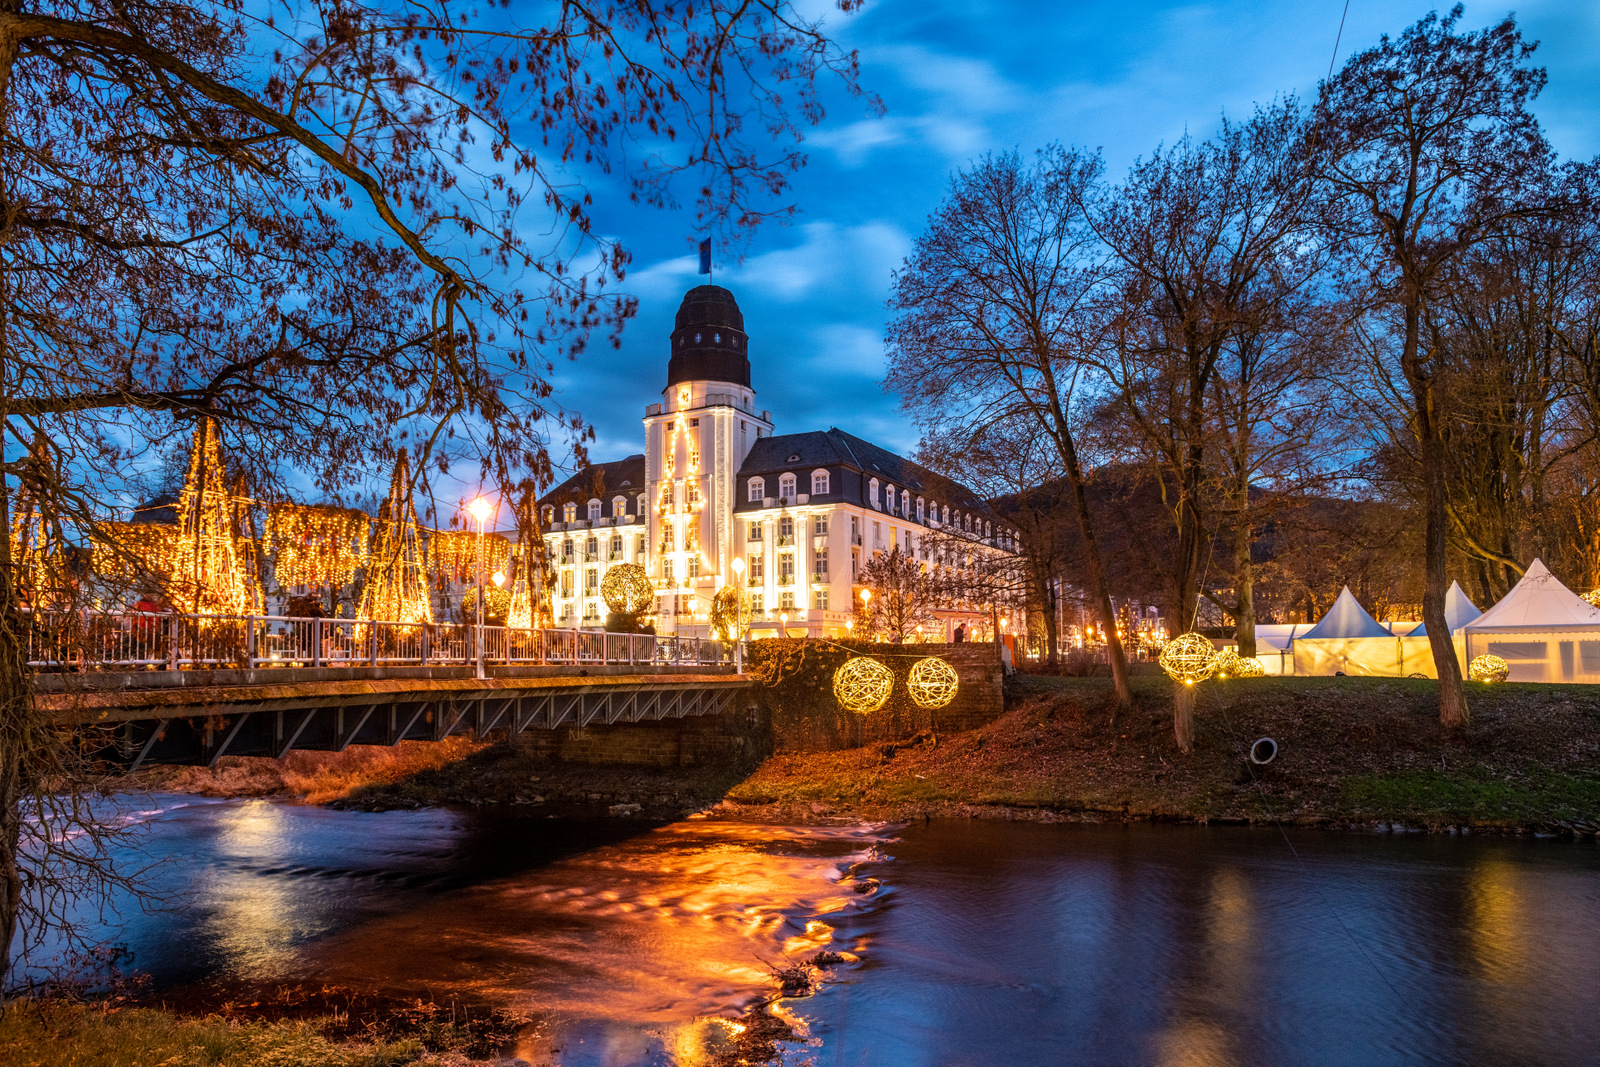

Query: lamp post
[730,557,745,672]
[468,496,494,680]
[860,587,872,641]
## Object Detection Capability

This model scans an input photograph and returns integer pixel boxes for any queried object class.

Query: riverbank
[723,674,1600,833]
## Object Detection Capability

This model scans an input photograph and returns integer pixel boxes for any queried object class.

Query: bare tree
[0,0,871,987]
[1313,6,1552,726]
[855,546,939,643]
[886,147,1135,711]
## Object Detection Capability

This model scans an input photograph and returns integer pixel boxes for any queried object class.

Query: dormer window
[917,498,925,522]
[779,473,796,502]
[812,470,830,495]
[869,478,881,510]
[636,493,647,514]
[748,477,765,502]
[902,490,911,515]
[886,485,896,515]
[541,505,555,525]
[587,499,601,522]
[563,503,577,524]
[612,495,626,519]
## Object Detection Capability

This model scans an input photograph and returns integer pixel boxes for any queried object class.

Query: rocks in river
[608,802,642,817]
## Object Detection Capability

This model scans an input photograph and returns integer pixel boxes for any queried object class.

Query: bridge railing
[23,612,731,671]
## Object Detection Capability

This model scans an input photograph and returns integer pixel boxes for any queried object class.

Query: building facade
[539,285,1019,638]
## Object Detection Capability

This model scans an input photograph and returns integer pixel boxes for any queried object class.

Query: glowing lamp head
[860,588,872,605]
[467,496,493,524]
[731,557,745,576]
[491,570,506,587]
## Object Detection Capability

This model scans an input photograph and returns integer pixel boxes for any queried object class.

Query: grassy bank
[723,674,1600,832]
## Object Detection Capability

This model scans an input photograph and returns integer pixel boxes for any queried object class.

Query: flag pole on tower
[698,237,712,283]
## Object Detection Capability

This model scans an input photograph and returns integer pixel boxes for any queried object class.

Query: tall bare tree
[887,147,1134,711]
[1313,6,1551,726]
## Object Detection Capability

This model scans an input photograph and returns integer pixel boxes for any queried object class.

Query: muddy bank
[723,674,1600,834]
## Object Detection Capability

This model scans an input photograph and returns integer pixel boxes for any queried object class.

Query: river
[27,795,1600,1065]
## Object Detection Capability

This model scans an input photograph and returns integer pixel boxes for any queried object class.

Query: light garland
[601,563,655,615]
[1230,656,1265,679]
[710,585,752,641]
[358,449,433,625]
[169,419,260,615]
[430,529,511,585]
[1160,632,1217,686]
[1210,647,1244,678]
[94,522,178,582]
[1469,654,1510,683]
[1583,589,1600,608]
[833,656,894,713]
[266,503,369,590]
[907,656,959,709]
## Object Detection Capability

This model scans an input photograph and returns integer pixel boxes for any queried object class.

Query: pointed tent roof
[1298,586,1391,640]
[1466,559,1600,630]
[1412,581,1483,636]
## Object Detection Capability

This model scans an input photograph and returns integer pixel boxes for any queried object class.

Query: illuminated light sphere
[601,563,655,615]
[1583,589,1600,608]
[907,656,959,709]
[1210,647,1244,678]
[1469,654,1511,683]
[833,656,894,713]
[1159,632,1218,685]
[1231,656,1265,679]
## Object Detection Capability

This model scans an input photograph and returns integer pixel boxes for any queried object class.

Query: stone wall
[751,640,1005,752]
[507,705,770,769]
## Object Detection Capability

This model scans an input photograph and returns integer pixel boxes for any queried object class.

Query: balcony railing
[22,611,733,670]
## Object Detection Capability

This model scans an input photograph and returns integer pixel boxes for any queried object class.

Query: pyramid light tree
[359,450,432,626]
[506,492,550,630]
[170,420,261,616]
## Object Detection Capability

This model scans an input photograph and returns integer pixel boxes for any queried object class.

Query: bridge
[30,613,752,770]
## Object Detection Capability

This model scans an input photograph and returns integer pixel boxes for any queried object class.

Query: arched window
[902,490,911,516]
[748,477,765,502]
[985,520,992,541]
[612,495,626,519]
[541,504,555,525]
[587,499,601,522]
[869,478,881,510]
[636,493,647,515]
[811,469,830,495]
[563,503,577,524]
[779,473,796,502]
[886,485,897,515]
[942,505,950,525]
[916,498,925,523]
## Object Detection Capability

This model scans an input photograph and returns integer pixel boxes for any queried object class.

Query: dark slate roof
[130,494,180,525]
[667,285,751,389]
[539,455,647,507]
[737,428,992,514]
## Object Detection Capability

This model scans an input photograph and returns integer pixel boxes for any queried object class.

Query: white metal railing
[23,612,732,671]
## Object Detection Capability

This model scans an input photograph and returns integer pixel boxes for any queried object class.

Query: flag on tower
[698,238,712,275]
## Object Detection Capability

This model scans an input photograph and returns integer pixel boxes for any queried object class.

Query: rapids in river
[26,795,1600,1065]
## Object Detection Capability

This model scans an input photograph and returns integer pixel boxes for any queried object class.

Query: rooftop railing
[23,611,732,672]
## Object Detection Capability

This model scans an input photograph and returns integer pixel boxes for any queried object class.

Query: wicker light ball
[1160,632,1218,685]
[1583,589,1600,608]
[833,656,894,713]
[601,563,655,615]
[1469,654,1510,683]
[1231,656,1265,679]
[907,656,959,709]
[710,585,750,640]
[1211,647,1244,678]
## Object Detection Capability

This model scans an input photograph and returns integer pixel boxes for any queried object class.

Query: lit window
[752,592,764,612]
[812,470,830,495]
[688,555,700,577]
[541,505,555,525]
[612,495,626,518]
[563,503,577,523]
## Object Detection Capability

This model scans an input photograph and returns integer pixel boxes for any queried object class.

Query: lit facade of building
[539,285,1018,638]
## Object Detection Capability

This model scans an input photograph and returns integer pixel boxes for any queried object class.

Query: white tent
[1293,586,1434,677]
[1411,581,1482,637]
[1247,623,1312,675]
[1462,559,1600,682]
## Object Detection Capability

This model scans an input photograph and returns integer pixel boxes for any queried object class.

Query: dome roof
[667,285,751,388]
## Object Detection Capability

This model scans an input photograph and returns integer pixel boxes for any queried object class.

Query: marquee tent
[1410,581,1482,637]
[1293,586,1434,677]
[1462,559,1600,682]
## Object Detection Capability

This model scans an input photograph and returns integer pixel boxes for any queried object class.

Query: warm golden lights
[1470,654,1511,683]
[601,563,656,615]
[832,656,894,713]
[907,656,959,709]
[1160,632,1218,685]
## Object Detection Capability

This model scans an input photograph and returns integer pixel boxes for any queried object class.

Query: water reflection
[45,801,1600,1066]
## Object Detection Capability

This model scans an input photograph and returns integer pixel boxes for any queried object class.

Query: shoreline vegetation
[129,673,1600,835]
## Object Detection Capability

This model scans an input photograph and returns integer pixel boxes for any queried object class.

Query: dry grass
[140,738,487,805]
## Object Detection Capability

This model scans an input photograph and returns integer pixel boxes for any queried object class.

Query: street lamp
[468,495,494,680]
[859,588,872,641]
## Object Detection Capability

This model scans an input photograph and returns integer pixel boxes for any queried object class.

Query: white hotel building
[537,285,1019,638]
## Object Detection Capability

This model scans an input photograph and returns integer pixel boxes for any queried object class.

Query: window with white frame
[816,589,829,610]
[611,534,623,557]
[585,568,598,592]
[869,478,880,509]
[661,557,674,582]
[563,503,577,523]
[612,496,626,518]
[587,499,601,522]
[748,477,765,502]
[886,485,896,515]
[779,516,794,539]
[748,519,764,541]
[688,555,700,578]
[749,555,764,581]
[779,554,795,584]
[917,498,925,522]
[751,592,765,613]
[813,515,828,536]
[902,490,911,515]
[561,539,574,560]
[815,548,828,578]
[812,470,829,495]
[780,591,796,609]
[542,504,555,525]
[560,573,573,596]
[637,493,647,514]
[779,473,796,501]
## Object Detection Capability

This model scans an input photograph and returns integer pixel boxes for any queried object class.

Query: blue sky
[547,0,1600,475]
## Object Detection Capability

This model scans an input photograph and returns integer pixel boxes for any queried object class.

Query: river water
[34,795,1600,1065]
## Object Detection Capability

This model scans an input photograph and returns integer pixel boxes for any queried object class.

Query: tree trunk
[1233,507,1257,658]
[1173,680,1196,753]
[1059,436,1132,711]
[1404,305,1469,726]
